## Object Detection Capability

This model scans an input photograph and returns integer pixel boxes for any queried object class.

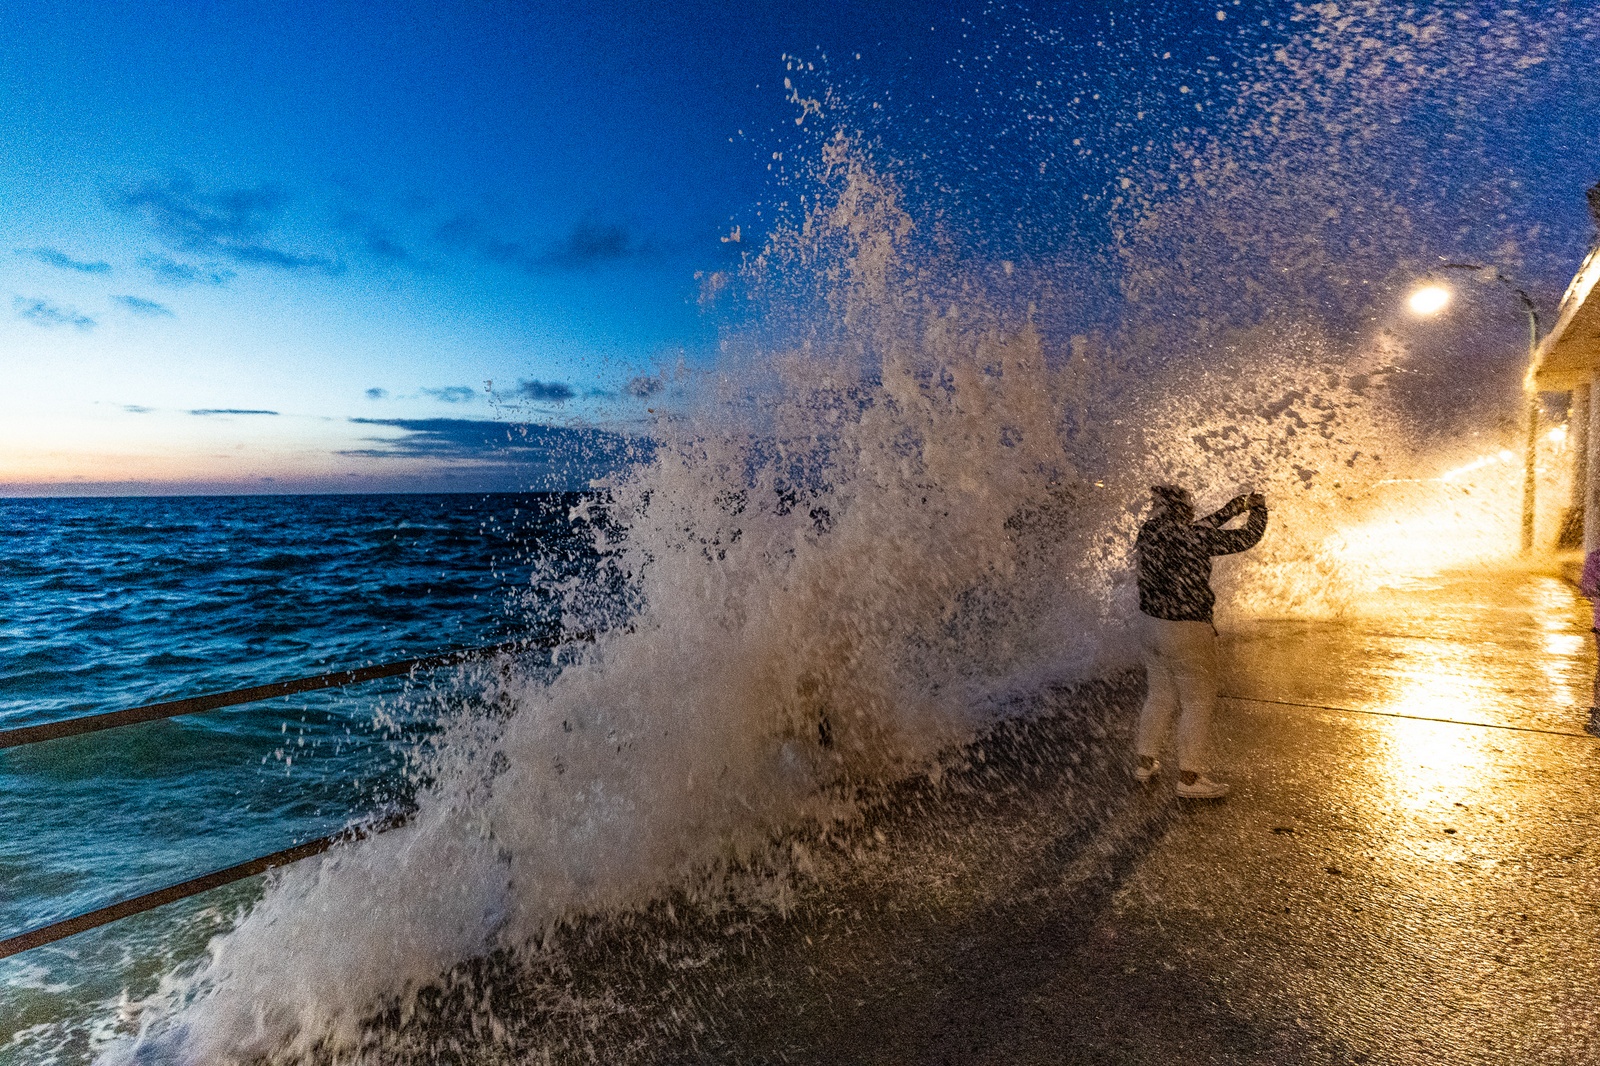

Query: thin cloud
[122,404,154,414]
[333,207,410,261]
[113,295,174,317]
[421,385,477,404]
[141,254,236,287]
[14,296,95,330]
[516,379,576,402]
[22,247,111,274]
[341,418,650,491]
[626,374,665,398]
[365,387,389,400]
[326,203,409,264]
[120,178,340,274]
[364,229,409,260]
[345,416,646,462]
[435,212,640,274]
[434,215,541,273]
[346,417,539,458]
[189,408,280,416]
[544,216,634,269]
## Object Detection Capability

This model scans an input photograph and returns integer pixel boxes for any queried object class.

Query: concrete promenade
[386,566,1600,1064]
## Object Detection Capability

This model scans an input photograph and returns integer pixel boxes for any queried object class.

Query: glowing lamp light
[1408,284,1452,316]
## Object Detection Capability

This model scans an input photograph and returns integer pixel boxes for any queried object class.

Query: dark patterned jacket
[1136,496,1268,623]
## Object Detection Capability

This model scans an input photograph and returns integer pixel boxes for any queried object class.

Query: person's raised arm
[1198,494,1251,528]
[1204,493,1267,555]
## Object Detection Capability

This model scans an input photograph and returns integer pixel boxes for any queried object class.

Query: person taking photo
[1132,485,1269,799]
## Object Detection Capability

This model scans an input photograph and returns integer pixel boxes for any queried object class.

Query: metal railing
[0,812,411,959]
[0,631,590,960]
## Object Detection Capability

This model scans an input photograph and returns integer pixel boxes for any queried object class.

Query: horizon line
[0,486,596,501]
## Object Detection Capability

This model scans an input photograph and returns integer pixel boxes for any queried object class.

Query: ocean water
[0,493,603,1062]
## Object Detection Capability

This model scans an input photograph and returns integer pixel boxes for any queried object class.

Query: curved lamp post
[1408,262,1542,554]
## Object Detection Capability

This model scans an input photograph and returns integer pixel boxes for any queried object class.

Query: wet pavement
[370,565,1600,1065]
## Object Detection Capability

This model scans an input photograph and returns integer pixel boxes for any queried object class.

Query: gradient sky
[4,0,1597,494]
[1,0,976,493]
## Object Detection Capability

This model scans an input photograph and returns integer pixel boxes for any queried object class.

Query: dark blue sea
[0,493,599,1062]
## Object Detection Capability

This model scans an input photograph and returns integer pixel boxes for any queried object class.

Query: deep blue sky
[3,0,1596,493]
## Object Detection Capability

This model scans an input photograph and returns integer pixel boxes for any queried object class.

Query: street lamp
[1408,285,1451,316]
[1407,263,1542,554]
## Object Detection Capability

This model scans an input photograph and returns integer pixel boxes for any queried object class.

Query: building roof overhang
[1534,244,1600,391]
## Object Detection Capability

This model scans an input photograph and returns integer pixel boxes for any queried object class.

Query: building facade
[1534,245,1600,550]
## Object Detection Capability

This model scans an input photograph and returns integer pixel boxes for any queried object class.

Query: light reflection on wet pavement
[1125,566,1600,1064]
[766,565,1600,1063]
[1224,569,1595,734]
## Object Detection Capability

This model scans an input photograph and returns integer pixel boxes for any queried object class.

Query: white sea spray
[103,144,1141,1066]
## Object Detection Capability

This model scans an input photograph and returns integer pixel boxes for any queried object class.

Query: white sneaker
[1133,757,1160,783]
[1176,773,1230,800]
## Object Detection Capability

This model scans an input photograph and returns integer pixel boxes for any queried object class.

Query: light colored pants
[1136,616,1220,774]
[1591,631,1600,711]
